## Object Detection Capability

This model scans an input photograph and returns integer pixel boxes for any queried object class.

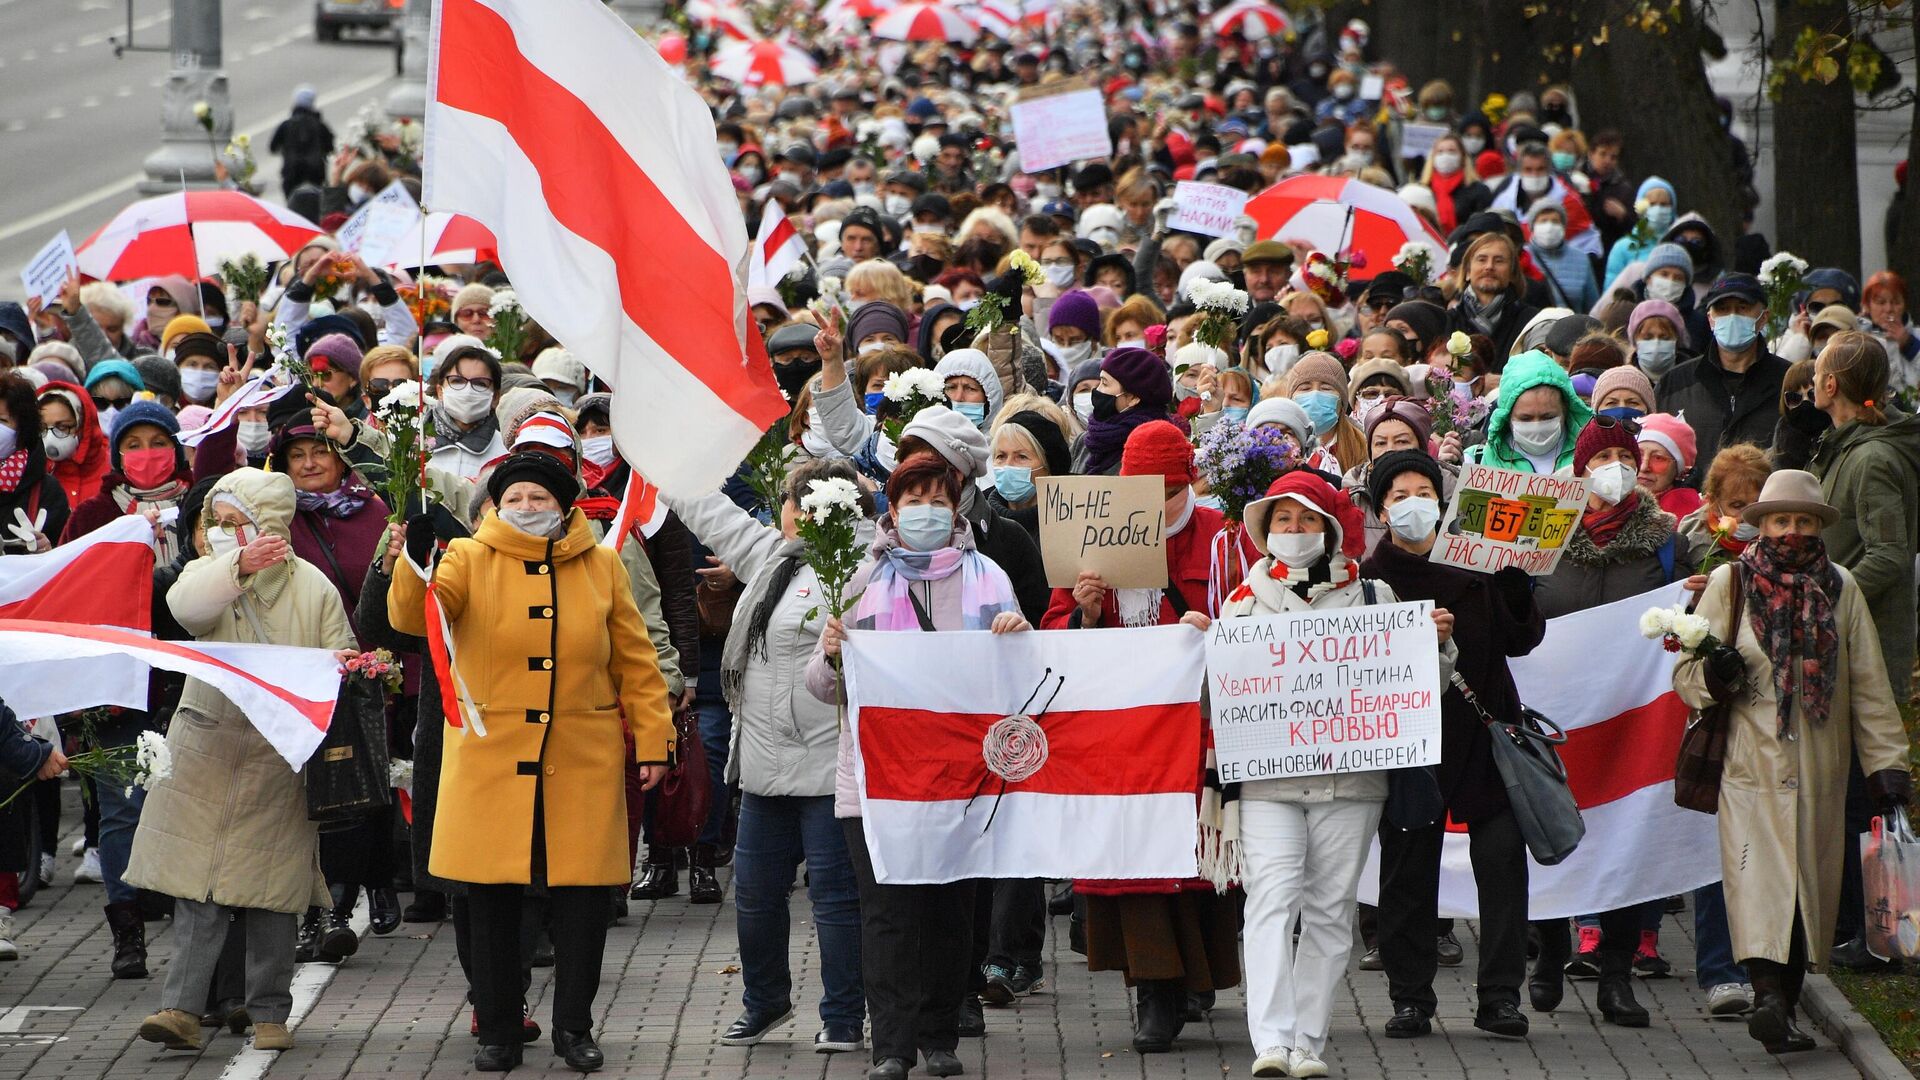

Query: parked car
[315,0,402,42]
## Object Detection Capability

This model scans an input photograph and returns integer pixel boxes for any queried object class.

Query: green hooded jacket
[1465,350,1594,473]
[1809,408,1920,698]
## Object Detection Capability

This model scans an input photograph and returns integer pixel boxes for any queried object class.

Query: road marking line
[0,69,397,247]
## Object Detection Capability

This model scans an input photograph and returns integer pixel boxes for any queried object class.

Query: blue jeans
[695,696,734,848]
[1693,882,1746,988]
[733,793,862,1028]
[94,720,148,905]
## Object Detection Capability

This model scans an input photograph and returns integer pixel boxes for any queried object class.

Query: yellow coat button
[538,564,550,574]
[542,607,554,617]
[539,713,550,723]
[544,765,555,776]
[541,659,553,670]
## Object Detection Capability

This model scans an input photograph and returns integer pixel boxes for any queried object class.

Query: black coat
[1654,347,1790,487]
[967,496,1050,626]
[0,703,53,871]
[1446,295,1540,367]
[1360,541,1546,824]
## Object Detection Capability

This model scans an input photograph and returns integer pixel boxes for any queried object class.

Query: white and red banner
[602,468,666,548]
[747,199,805,288]
[1357,584,1721,918]
[0,513,155,630]
[178,373,300,448]
[844,625,1207,884]
[425,0,789,497]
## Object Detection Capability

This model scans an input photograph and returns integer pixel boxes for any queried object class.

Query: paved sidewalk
[0,804,1879,1079]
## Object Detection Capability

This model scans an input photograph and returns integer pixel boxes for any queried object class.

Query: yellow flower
[1305,329,1329,350]
[1007,248,1043,288]
[192,101,211,120]
[232,132,251,149]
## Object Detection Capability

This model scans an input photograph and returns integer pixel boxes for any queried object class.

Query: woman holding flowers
[808,454,1030,1080]
[1674,469,1910,1055]
[663,458,872,1055]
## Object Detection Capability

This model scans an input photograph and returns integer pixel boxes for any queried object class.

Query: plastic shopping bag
[1862,807,1920,961]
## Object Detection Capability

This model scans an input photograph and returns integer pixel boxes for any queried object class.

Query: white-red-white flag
[426,0,789,496]
[747,199,805,288]
[1356,584,1721,918]
[602,467,667,548]
[844,625,1207,884]
[178,374,300,448]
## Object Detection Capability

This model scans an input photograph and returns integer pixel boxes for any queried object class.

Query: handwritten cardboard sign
[1168,181,1251,239]
[1398,121,1447,160]
[19,230,75,307]
[1011,87,1112,174]
[1207,601,1441,782]
[1037,475,1167,590]
[335,180,420,266]
[1429,463,1589,575]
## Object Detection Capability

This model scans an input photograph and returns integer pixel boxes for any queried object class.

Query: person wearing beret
[388,451,677,1072]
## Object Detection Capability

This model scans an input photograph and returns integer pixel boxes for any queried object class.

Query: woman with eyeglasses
[132,277,197,351]
[357,346,420,423]
[1769,359,1823,471]
[36,380,110,511]
[1340,397,1459,559]
[415,343,507,481]
[451,283,496,340]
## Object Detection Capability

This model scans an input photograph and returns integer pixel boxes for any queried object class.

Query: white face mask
[237,419,271,455]
[1072,391,1094,421]
[1461,135,1487,156]
[1531,222,1565,250]
[442,383,494,424]
[97,405,119,436]
[1265,343,1301,374]
[1520,173,1552,195]
[1268,529,1327,569]
[1034,182,1062,201]
[857,340,888,355]
[0,422,15,459]
[777,169,805,188]
[1113,338,1146,350]
[206,523,250,557]
[581,434,616,468]
[1645,275,1687,303]
[500,507,564,537]
[180,367,220,403]
[1586,461,1636,505]
[1044,339,1093,367]
[1509,417,1563,457]
[883,193,912,218]
[1386,496,1441,542]
[853,180,876,197]
[1042,263,1076,288]
[42,430,78,462]
[1431,151,1462,175]
[737,164,764,184]
[347,183,370,205]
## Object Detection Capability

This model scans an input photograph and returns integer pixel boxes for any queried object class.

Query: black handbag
[306,674,393,830]
[1384,766,1444,830]
[1451,672,1585,865]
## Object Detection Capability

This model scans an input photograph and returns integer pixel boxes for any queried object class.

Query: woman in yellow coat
[390,451,675,1073]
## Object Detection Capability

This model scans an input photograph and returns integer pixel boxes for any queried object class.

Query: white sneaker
[73,848,103,884]
[70,836,86,856]
[0,909,17,961]
[1707,982,1752,1017]
[1288,1048,1329,1078]
[37,853,54,889]
[1252,1046,1292,1077]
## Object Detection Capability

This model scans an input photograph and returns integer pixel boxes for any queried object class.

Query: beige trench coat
[125,470,356,914]
[1675,562,1909,968]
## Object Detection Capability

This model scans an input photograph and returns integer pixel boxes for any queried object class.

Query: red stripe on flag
[424,582,465,729]
[760,215,796,261]
[0,541,152,631]
[434,0,785,423]
[0,619,334,731]
[859,704,1201,801]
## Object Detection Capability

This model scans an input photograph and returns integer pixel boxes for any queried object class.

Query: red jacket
[1043,503,1224,895]
[37,382,109,510]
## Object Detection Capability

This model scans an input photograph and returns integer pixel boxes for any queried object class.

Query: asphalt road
[0,0,403,286]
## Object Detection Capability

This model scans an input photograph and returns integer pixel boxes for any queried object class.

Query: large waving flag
[844,626,1207,884]
[746,199,805,288]
[1357,583,1721,918]
[425,0,789,496]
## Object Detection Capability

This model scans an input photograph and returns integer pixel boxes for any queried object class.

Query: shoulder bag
[1673,565,1745,814]
[1451,670,1584,865]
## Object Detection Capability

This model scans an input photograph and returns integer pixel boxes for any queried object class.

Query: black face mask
[1785,397,1833,438]
[774,357,822,401]
[1090,389,1120,421]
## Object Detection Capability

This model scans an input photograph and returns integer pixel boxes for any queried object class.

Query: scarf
[1080,406,1161,475]
[429,406,501,454]
[1741,534,1840,736]
[1116,492,1195,627]
[1428,169,1464,233]
[296,482,369,519]
[1457,287,1507,337]
[721,537,808,709]
[0,449,27,495]
[849,526,1018,632]
[1580,491,1640,548]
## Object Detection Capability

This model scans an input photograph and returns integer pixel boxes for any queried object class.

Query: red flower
[1662,636,1682,653]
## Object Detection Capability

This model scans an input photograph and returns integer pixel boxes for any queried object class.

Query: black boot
[105,900,148,979]
[552,1029,604,1072]
[295,907,322,963]
[1529,920,1568,1012]
[318,884,360,963]
[402,889,447,923]
[1777,961,1817,1052]
[1596,949,1648,1027]
[1131,981,1179,1053]
[369,887,401,936]
[688,844,722,904]
[1746,959,1814,1052]
[629,846,678,900]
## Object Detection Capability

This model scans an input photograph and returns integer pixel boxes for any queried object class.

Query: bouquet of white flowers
[485,288,528,361]
[1639,603,1720,656]
[879,367,947,443]
[1758,252,1810,340]
[1186,279,1250,349]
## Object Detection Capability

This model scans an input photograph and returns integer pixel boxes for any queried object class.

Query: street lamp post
[386,0,431,121]
[139,0,230,194]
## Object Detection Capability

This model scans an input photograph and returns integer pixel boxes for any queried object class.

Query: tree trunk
[1772,0,1862,275]
[1894,89,1920,310]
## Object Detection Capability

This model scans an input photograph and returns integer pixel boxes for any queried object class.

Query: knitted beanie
[1591,365,1656,413]
[1367,448,1446,516]
[1573,416,1641,476]
[1637,412,1697,473]
[1285,351,1350,406]
[1048,290,1102,342]
[1119,420,1195,484]
[305,332,365,380]
[1101,346,1172,408]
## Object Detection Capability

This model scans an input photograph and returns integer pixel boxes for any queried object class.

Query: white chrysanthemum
[1638,606,1674,639]
[133,729,172,789]
[799,476,863,519]
[1671,613,1712,650]
[1758,252,1808,286]
[488,288,522,317]
[883,368,944,402]
[377,380,424,414]
[1189,280,1249,316]
[390,759,414,791]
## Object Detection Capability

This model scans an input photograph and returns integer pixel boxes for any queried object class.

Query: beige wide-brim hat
[1740,468,1839,527]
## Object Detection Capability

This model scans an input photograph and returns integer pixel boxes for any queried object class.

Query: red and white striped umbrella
[1243,174,1448,278]
[820,0,897,24]
[684,0,755,40]
[968,0,1057,37]
[1208,0,1292,40]
[710,38,820,88]
[872,0,978,43]
[75,190,325,281]
[381,212,500,268]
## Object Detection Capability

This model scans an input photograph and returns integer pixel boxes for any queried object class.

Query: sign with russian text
[1207,601,1441,782]
[19,230,75,308]
[1011,87,1112,174]
[1168,182,1250,239]
[1430,464,1588,575]
[336,180,421,266]
[1037,475,1167,590]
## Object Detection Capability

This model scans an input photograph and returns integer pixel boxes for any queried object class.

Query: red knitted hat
[1573,415,1641,476]
[1248,470,1366,560]
[1120,420,1195,484]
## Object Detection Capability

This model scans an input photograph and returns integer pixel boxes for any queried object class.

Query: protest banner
[1207,601,1440,783]
[1168,181,1251,238]
[1010,86,1112,173]
[1399,121,1447,160]
[1037,475,1167,589]
[19,230,76,307]
[335,180,421,265]
[1429,463,1588,575]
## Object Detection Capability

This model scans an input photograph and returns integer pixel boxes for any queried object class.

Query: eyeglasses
[1038,258,1075,270]
[455,306,491,320]
[1783,389,1807,408]
[91,395,132,411]
[149,295,177,309]
[1364,297,1397,313]
[367,378,396,399]
[443,375,495,392]
[1804,300,1829,315]
[45,422,76,437]
[1355,388,1394,403]
[1587,413,1642,437]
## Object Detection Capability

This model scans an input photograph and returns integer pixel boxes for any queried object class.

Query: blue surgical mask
[1551,151,1576,172]
[1634,338,1679,377]
[1711,312,1759,351]
[1294,390,1341,436]
[992,465,1035,503]
[1223,405,1251,425]
[1644,204,1674,232]
[864,391,885,414]
[952,401,988,429]
[895,504,954,551]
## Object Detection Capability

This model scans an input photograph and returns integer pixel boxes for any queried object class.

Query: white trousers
[1239,798,1383,1055]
